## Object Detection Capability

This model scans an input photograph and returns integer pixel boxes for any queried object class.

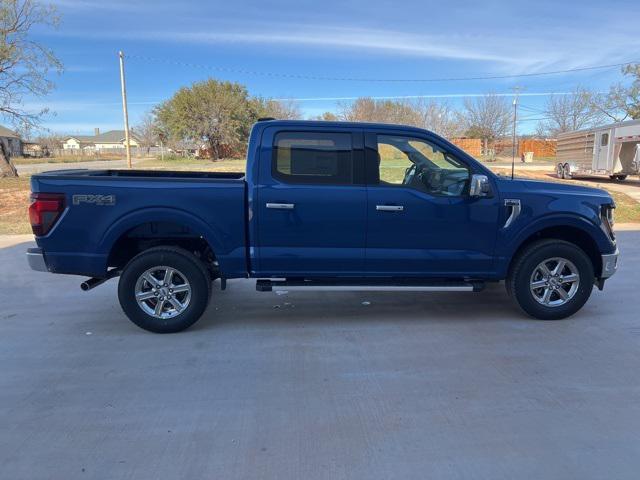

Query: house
[0,125,23,157]
[62,128,139,151]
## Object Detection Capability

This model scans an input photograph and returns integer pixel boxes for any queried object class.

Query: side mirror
[469,174,492,197]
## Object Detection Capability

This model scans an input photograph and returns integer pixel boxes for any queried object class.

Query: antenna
[511,86,523,180]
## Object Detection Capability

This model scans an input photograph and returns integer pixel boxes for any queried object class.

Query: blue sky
[25,0,640,135]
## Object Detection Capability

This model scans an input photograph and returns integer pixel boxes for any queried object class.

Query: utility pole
[119,51,132,169]
[511,86,522,180]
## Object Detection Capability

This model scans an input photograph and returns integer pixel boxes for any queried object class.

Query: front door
[364,132,500,277]
[256,127,367,276]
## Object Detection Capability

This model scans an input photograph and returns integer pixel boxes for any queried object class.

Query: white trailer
[556,119,640,181]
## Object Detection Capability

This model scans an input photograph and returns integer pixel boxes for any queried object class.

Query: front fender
[495,213,613,277]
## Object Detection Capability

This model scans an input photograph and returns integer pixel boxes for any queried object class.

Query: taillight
[29,193,66,236]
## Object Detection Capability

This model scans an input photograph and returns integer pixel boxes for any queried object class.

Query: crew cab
[27,120,619,333]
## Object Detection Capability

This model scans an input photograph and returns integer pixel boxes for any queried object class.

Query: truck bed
[33,168,245,181]
[31,168,248,278]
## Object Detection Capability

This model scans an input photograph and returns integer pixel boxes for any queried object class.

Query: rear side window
[601,133,609,146]
[273,132,353,185]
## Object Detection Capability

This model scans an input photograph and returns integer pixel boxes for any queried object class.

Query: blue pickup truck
[27,120,619,333]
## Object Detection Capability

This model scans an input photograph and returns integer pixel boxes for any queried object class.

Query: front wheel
[118,247,211,333]
[507,240,594,320]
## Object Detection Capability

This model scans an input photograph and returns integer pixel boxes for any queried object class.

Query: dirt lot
[0,177,31,234]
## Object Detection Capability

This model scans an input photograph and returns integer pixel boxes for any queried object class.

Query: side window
[601,133,609,146]
[273,132,353,185]
[377,135,470,196]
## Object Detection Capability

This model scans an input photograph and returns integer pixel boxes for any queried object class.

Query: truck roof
[255,119,435,135]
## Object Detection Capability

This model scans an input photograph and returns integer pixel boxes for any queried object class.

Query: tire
[506,239,594,320]
[556,163,564,179]
[118,247,211,333]
[563,163,572,180]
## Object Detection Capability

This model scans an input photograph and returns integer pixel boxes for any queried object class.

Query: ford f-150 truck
[27,120,619,333]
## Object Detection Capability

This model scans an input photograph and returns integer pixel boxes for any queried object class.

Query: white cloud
[49,18,640,74]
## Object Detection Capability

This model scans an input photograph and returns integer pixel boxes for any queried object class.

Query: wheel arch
[98,208,225,275]
[506,223,603,278]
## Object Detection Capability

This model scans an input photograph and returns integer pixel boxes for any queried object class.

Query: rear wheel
[563,163,572,179]
[118,247,211,333]
[556,163,564,179]
[507,240,594,320]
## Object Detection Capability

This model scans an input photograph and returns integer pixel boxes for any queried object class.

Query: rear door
[255,126,366,276]
[364,131,500,276]
[594,130,611,170]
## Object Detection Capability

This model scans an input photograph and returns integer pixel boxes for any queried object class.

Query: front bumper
[601,248,619,279]
[27,247,48,272]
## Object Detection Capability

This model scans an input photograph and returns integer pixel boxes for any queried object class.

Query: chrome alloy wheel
[134,266,191,319]
[529,257,580,307]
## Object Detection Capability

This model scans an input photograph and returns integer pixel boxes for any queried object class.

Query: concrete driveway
[1,233,640,479]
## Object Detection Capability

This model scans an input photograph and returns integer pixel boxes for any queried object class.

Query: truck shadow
[196,281,527,331]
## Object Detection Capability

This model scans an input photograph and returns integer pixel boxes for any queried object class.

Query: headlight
[601,203,616,240]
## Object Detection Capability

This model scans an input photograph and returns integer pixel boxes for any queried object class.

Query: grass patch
[609,191,640,223]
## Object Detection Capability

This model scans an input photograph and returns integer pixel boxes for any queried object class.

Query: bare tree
[460,94,511,154]
[411,99,464,139]
[339,97,421,125]
[133,112,159,156]
[255,98,301,119]
[31,132,59,156]
[312,111,339,121]
[0,0,61,176]
[536,88,599,137]
[591,64,640,122]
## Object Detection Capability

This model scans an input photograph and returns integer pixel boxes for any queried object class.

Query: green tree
[155,79,257,160]
[0,0,61,176]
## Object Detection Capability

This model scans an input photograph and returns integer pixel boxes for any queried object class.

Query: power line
[126,54,637,83]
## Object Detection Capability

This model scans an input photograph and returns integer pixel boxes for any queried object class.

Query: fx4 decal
[72,194,116,206]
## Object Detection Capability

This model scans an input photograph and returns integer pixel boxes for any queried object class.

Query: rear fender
[98,207,229,270]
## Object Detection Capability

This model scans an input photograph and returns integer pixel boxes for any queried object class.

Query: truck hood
[498,177,613,202]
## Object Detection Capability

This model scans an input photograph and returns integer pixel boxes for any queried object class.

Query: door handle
[266,203,295,210]
[376,205,404,212]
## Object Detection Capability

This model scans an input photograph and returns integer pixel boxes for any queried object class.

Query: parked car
[27,120,619,333]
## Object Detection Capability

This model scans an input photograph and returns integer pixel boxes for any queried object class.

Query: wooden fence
[518,139,557,158]
[450,138,482,157]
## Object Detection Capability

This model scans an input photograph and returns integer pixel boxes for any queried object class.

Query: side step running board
[256,279,484,293]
